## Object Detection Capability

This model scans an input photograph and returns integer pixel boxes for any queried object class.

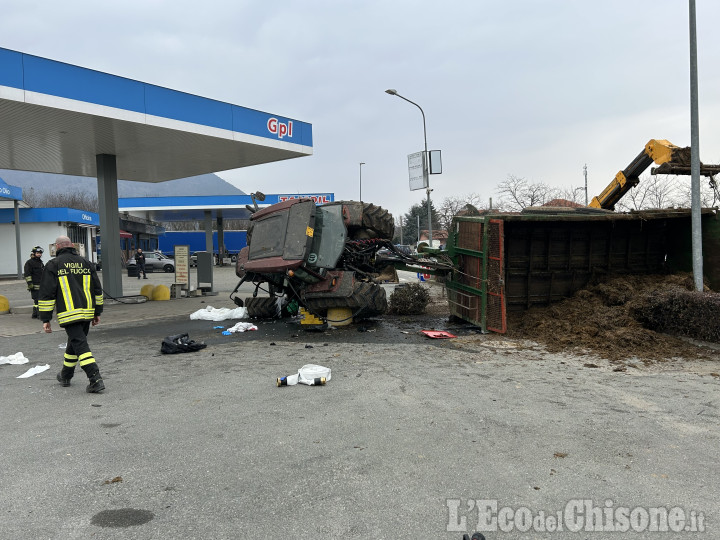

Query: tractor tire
[245,297,283,319]
[360,202,395,240]
[304,282,387,319]
[327,201,395,240]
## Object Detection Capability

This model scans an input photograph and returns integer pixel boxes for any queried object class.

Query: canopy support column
[97,154,122,298]
[14,200,22,279]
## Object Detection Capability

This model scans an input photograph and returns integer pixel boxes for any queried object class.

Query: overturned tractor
[231,198,404,320]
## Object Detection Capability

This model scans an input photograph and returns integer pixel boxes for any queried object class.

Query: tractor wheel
[304,282,387,319]
[327,201,395,240]
[360,202,395,240]
[245,297,283,319]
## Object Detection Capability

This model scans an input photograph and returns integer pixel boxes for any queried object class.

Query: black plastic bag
[161,333,207,354]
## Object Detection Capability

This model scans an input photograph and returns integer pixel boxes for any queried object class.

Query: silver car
[128,251,175,273]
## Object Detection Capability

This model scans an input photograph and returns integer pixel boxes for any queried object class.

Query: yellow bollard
[0,295,9,315]
[140,284,155,300]
[152,284,171,301]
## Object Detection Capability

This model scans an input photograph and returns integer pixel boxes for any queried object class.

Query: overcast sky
[3,1,720,219]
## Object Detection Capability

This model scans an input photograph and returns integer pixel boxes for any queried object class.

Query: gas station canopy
[0,46,313,296]
[0,47,313,180]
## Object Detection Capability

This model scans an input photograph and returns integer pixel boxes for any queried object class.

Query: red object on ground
[421,330,457,339]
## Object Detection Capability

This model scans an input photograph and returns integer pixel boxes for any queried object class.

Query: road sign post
[408,151,428,191]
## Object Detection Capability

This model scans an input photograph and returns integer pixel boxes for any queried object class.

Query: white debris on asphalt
[0,352,29,365]
[189,306,248,321]
[16,364,50,378]
[278,364,332,386]
[225,321,258,333]
[298,364,332,385]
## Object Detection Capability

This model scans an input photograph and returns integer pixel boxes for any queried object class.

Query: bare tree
[554,186,586,205]
[437,193,486,231]
[496,175,556,211]
[674,175,720,209]
[22,189,98,212]
[617,174,684,211]
[161,218,251,231]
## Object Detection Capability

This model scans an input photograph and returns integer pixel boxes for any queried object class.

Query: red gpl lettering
[267,118,293,139]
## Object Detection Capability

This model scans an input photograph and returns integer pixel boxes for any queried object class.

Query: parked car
[128,251,175,273]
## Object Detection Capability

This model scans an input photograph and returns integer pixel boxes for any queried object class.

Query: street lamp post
[359,162,365,201]
[385,89,433,247]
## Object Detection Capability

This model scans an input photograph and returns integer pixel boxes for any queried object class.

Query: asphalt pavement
[0,266,718,539]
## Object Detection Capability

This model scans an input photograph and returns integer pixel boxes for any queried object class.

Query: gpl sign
[267,118,293,139]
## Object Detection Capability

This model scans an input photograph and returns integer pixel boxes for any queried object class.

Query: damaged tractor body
[233,198,397,320]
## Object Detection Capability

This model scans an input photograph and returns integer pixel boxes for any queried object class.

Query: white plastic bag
[17,364,50,378]
[225,322,258,333]
[189,306,248,321]
[0,352,29,365]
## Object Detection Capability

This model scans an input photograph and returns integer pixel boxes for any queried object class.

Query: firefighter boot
[32,307,39,319]
[56,366,74,387]
[86,375,105,393]
[83,364,105,393]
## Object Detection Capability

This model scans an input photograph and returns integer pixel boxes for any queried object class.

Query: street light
[385,88,433,247]
[359,162,365,201]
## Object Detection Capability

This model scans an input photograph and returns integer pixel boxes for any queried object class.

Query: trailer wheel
[304,282,387,319]
[245,297,287,319]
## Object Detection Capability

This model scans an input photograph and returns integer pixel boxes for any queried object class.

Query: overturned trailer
[444,207,720,333]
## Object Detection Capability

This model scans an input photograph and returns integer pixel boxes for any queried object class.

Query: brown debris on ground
[506,273,718,363]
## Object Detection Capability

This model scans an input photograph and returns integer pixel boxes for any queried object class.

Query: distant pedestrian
[39,236,105,393]
[23,246,45,319]
[135,248,148,279]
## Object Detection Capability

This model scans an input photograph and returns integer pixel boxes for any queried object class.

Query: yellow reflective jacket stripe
[38,300,56,312]
[82,274,92,310]
[59,276,74,312]
[57,308,96,324]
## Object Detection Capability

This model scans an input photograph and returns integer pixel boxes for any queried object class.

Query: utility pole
[583,164,589,206]
[689,0,703,291]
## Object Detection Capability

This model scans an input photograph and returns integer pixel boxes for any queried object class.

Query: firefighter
[23,246,45,318]
[38,236,105,393]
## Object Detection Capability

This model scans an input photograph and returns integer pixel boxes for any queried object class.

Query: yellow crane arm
[589,139,679,210]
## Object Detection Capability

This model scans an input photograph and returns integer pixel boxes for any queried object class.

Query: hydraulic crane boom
[589,139,679,210]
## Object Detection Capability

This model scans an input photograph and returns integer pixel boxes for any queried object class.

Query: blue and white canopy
[0,47,313,181]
